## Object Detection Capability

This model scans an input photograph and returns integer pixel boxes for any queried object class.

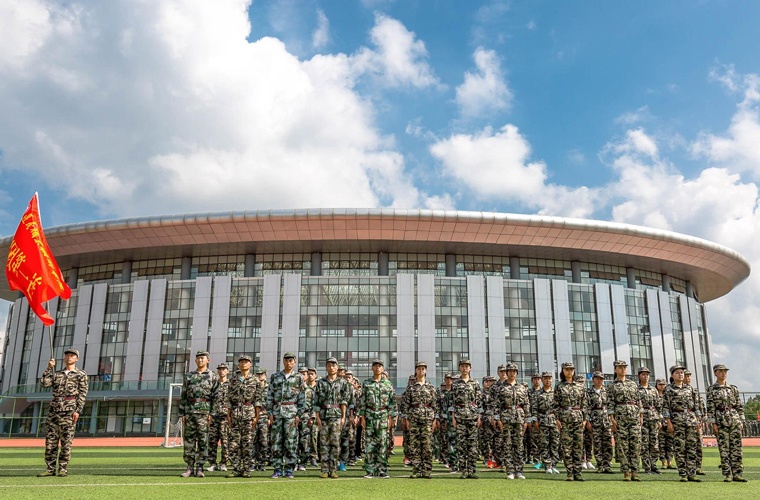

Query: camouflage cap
[592,371,604,379]
[415,361,428,368]
[531,372,541,379]
[217,363,229,370]
[255,367,267,375]
[345,370,353,376]
[541,371,553,378]
[64,348,80,357]
[326,357,338,365]
[684,369,692,376]
[444,372,453,378]
[574,374,585,382]
[307,367,317,373]
[195,350,210,357]
[637,366,650,374]
[655,378,667,385]
[238,355,252,363]
[483,376,496,382]
[669,364,685,374]
[282,351,296,359]
[371,358,384,366]
[497,364,507,372]
[458,359,472,366]
[298,366,307,372]
[561,361,575,370]
[505,362,519,371]
[613,360,628,368]
[713,364,729,371]
[338,363,347,370]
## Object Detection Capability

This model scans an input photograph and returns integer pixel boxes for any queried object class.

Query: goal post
[161,383,184,448]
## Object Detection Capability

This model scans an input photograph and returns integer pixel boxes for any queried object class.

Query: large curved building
[0,209,750,436]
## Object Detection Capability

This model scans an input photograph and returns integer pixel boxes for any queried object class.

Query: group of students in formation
[36,348,748,484]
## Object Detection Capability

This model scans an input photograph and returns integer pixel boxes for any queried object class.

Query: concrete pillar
[510,257,521,280]
[626,268,637,289]
[181,257,192,280]
[244,254,256,277]
[662,275,671,293]
[67,267,79,290]
[378,252,389,276]
[571,261,582,283]
[445,254,457,277]
[122,261,132,284]
[686,282,694,299]
[311,252,322,276]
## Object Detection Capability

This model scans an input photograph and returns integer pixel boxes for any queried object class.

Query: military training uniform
[554,363,588,481]
[637,369,662,474]
[179,352,220,477]
[400,363,439,478]
[38,350,88,477]
[532,375,560,472]
[706,364,747,482]
[586,372,613,472]
[450,363,483,479]
[313,363,350,477]
[662,365,700,481]
[266,356,306,477]
[607,360,642,479]
[207,366,230,471]
[225,360,260,477]
[490,364,530,478]
[358,360,397,477]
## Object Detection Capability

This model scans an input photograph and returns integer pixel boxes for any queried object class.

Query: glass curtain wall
[568,283,601,376]
[435,278,468,379]
[227,278,264,365]
[158,282,195,385]
[97,285,132,384]
[503,281,538,380]
[625,289,654,371]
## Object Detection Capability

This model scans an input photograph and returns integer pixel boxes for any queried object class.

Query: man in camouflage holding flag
[179,350,220,478]
[37,348,88,477]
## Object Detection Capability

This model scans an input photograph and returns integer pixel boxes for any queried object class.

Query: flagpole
[44,302,54,365]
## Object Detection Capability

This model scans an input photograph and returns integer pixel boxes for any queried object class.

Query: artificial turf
[0,446,757,499]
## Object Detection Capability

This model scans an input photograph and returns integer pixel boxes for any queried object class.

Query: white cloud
[351,13,441,90]
[455,47,511,118]
[614,105,651,126]
[691,68,760,178]
[0,1,436,216]
[430,124,598,217]
[601,101,760,389]
[312,9,329,50]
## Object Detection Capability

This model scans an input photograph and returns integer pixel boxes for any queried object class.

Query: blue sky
[2,0,760,388]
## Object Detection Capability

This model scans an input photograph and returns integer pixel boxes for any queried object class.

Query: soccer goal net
[161,383,183,448]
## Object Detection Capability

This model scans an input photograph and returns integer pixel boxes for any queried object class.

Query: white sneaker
[516,473,526,479]
[219,464,227,471]
[507,473,515,479]
[581,462,588,469]
[206,464,216,472]
[551,467,560,474]
[546,468,553,474]
[586,462,595,470]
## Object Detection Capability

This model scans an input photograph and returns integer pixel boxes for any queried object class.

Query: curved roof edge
[0,208,751,303]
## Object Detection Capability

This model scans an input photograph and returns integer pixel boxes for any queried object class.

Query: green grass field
[0,446,758,500]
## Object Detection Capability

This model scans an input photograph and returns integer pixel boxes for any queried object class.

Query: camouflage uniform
[358,369,397,476]
[450,372,483,477]
[226,369,261,475]
[655,379,674,468]
[490,374,530,476]
[266,368,306,475]
[532,383,560,469]
[314,373,350,475]
[252,371,269,469]
[686,376,706,473]
[208,376,230,469]
[39,360,88,475]
[638,380,661,473]
[298,380,315,468]
[400,373,439,477]
[706,370,745,480]
[662,373,700,479]
[438,380,457,468]
[179,365,220,473]
[554,368,588,479]
[586,378,613,471]
[608,368,642,475]
[340,380,357,465]
[525,376,543,464]
[479,378,496,464]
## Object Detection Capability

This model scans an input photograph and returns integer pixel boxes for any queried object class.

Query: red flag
[5,193,71,326]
